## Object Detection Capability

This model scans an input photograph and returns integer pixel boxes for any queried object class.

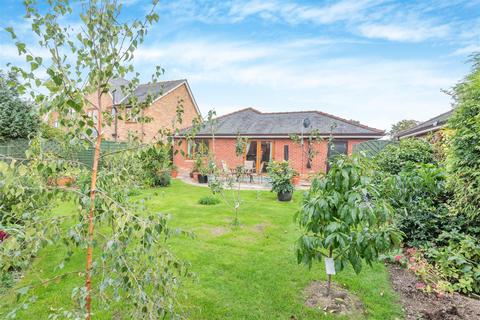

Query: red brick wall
[48,84,199,143]
[103,83,199,142]
[174,137,371,175]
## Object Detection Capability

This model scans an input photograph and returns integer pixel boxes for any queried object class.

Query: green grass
[1,180,403,319]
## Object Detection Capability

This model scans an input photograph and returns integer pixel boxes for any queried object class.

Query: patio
[176,173,311,190]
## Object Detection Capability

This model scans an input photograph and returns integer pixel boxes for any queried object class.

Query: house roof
[109,78,201,115]
[395,109,454,139]
[179,108,384,138]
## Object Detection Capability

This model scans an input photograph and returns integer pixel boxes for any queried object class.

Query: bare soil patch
[388,264,480,320]
[253,223,269,233]
[210,227,229,236]
[303,281,364,317]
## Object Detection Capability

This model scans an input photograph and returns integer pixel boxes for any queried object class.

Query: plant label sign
[325,258,336,275]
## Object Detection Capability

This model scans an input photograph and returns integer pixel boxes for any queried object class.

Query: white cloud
[452,44,480,56]
[0,45,23,61]
[160,0,479,44]
[0,44,50,62]
[134,40,276,69]
[132,37,462,129]
[283,0,381,25]
[358,21,451,42]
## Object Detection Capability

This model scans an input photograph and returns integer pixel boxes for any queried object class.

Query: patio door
[327,140,348,171]
[259,141,273,172]
[244,140,273,172]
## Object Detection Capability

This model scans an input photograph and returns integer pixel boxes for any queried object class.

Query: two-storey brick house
[50,78,201,143]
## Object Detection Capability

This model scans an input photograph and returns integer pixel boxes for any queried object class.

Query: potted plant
[267,161,295,201]
[170,164,178,178]
[205,158,219,181]
[198,165,209,184]
[191,155,203,182]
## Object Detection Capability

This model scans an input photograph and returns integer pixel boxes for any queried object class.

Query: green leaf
[15,41,26,55]
[5,26,16,39]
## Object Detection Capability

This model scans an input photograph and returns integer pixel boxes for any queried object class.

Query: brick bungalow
[50,78,201,143]
[174,108,384,175]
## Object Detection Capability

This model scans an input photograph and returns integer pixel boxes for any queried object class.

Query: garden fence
[352,140,394,157]
[0,139,129,168]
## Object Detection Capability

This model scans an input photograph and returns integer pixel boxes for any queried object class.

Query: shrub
[0,73,39,141]
[198,195,220,205]
[154,169,171,187]
[0,271,15,294]
[38,123,64,140]
[447,54,480,226]
[267,161,295,194]
[138,143,172,187]
[380,164,455,248]
[373,138,436,175]
[0,160,54,271]
[425,232,480,294]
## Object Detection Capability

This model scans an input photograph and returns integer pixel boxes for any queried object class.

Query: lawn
[1,180,403,319]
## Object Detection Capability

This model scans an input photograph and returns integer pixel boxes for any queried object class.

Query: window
[327,140,348,171]
[53,120,59,128]
[284,145,289,161]
[187,139,209,158]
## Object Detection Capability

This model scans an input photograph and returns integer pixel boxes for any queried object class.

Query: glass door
[327,140,347,171]
[245,141,257,168]
[244,140,273,173]
[259,141,273,172]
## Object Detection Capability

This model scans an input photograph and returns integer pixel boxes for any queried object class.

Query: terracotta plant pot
[171,170,178,178]
[56,176,75,187]
[291,176,300,186]
[48,176,75,187]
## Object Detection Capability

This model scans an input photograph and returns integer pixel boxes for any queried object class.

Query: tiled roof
[109,78,186,104]
[182,108,384,137]
[395,109,454,139]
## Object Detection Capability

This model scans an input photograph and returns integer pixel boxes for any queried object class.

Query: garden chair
[244,160,255,183]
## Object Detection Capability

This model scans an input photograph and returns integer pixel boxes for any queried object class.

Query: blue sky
[1,0,480,130]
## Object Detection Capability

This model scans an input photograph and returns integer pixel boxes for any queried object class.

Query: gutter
[174,134,384,139]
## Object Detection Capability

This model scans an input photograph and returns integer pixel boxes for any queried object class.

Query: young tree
[0,72,39,141]
[209,134,248,227]
[289,129,323,171]
[389,119,419,137]
[4,1,189,318]
[296,155,402,296]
